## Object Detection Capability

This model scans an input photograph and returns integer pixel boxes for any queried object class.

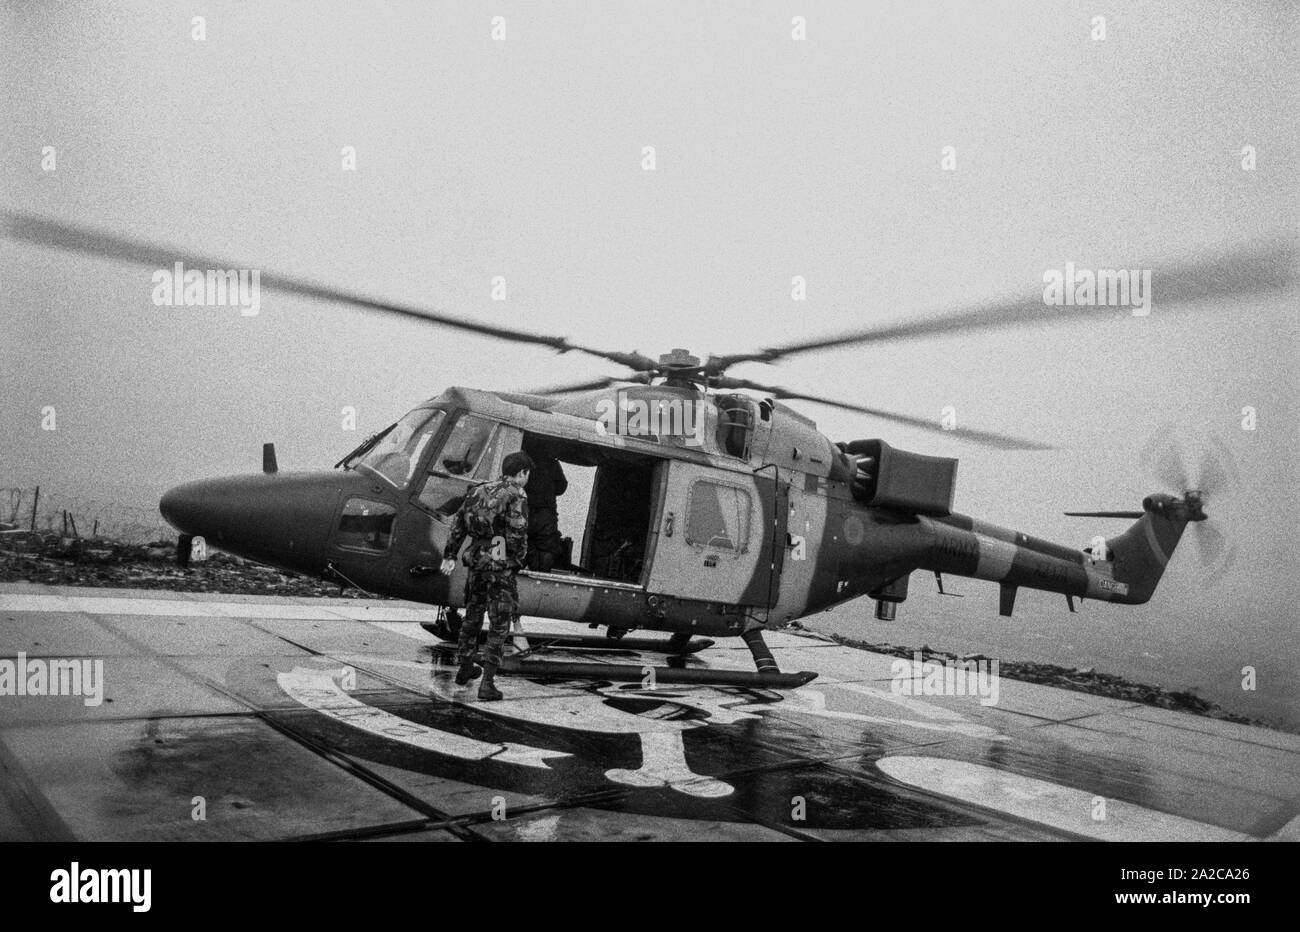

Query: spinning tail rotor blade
[1196,521,1227,567]
[1196,439,1237,498]
[1107,429,1241,575]
[1152,443,1191,494]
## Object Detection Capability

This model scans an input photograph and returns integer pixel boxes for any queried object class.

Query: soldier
[439,451,533,701]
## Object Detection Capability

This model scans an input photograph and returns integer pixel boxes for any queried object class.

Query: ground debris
[0,532,387,600]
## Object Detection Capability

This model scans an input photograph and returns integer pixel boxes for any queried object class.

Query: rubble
[0,531,386,599]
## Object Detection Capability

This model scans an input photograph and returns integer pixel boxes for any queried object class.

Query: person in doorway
[524,449,567,572]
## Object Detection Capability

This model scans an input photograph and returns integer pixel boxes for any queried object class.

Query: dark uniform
[443,477,529,670]
[525,455,567,572]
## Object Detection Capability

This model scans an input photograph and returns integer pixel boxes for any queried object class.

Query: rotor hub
[1144,491,1208,522]
[1182,490,1208,521]
[658,348,700,369]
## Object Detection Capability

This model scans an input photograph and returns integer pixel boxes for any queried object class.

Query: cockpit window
[354,409,446,488]
[432,414,497,478]
[416,414,501,517]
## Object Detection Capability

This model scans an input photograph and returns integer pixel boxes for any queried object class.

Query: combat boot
[477,663,503,701]
[454,658,482,685]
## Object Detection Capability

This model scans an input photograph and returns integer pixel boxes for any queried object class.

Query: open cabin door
[646,461,786,609]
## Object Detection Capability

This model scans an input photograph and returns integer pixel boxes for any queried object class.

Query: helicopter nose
[159,480,209,536]
[159,473,339,574]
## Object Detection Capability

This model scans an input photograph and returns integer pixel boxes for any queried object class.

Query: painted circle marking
[843,514,865,545]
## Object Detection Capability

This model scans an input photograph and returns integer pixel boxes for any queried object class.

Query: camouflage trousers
[456,568,519,668]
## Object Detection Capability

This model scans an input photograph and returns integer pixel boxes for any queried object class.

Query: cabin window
[685,480,751,552]
[336,498,396,551]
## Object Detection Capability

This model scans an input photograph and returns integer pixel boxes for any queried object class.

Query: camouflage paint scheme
[160,385,1194,643]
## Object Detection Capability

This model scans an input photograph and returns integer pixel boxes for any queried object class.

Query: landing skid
[423,615,814,689]
[499,656,817,689]
[513,633,714,654]
[418,621,712,655]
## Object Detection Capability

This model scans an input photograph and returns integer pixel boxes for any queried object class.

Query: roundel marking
[843,514,865,545]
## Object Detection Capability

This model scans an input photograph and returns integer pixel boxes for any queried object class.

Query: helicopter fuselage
[159,385,1186,640]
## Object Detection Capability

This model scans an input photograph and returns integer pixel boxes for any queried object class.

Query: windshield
[354,408,446,488]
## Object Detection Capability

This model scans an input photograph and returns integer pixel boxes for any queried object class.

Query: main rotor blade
[707,238,1297,371]
[1063,511,1144,518]
[521,373,652,395]
[2,211,660,371]
[711,376,1052,451]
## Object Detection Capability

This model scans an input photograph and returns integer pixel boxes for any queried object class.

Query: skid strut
[742,628,780,673]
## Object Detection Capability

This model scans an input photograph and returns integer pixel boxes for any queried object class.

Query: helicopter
[5,212,1293,688]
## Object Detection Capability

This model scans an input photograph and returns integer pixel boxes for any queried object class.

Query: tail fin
[1103,493,1201,603]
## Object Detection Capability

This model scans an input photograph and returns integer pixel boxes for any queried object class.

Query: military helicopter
[5,213,1293,688]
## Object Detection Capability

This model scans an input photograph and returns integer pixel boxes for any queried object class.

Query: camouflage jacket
[443,477,529,572]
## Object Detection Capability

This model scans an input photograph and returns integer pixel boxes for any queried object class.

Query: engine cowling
[837,439,958,516]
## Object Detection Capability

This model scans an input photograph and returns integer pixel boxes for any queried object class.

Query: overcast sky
[2,1,1296,713]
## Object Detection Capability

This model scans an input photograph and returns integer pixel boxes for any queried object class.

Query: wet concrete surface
[1,583,1297,841]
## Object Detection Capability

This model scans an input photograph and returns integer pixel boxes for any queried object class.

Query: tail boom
[918,493,1195,612]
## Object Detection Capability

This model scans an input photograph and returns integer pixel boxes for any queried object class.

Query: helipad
[1,583,1296,842]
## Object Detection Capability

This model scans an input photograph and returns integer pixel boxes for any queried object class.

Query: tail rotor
[1066,430,1239,592]
[1139,430,1238,579]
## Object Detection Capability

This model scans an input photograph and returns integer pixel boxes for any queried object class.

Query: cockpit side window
[354,409,446,488]
[336,498,397,551]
